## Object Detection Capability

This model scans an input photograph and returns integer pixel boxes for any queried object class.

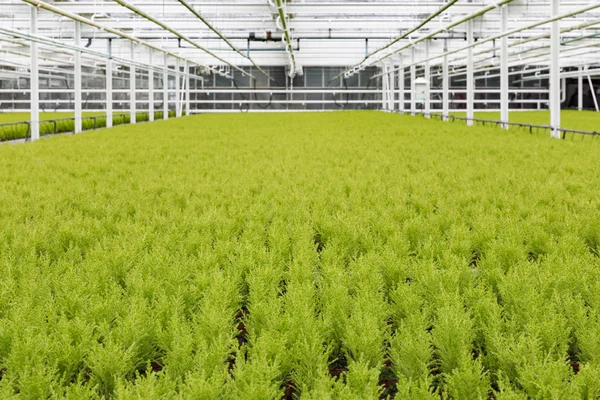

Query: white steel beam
[589,75,600,112]
[381,65,388,110]
[372,2,600,81]
[550,0,561,138]
[111,0,251,79]
[185,61,190,116]
[466,19,474,127]
[175,0,273,82]
[29,6,39,142]
[175,58,181,118]
[341,0,513,81]
[22,2,571,16]
[130,42,137,125]
[163,53,169,120]
[106,41,113,128]
[337,0,459,80]
[74,21,82,134]
[442,39,449,121]
[390,64,396,111]
[500,5,509,129]
[18,0,232,79]
[411,48,416,116]
[578,66,583,111]
[399,55,404,112]
[425,40,430,118]
[149,50,154,122]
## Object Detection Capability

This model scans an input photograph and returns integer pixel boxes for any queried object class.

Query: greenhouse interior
[1,0,600,398]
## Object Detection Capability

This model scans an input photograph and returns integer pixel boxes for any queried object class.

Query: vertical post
[130,42,136,124]
[399,55,404,113]
[390,64,396,111]
[424,40,430,118]
[381,65,388,111]
[163,53,169,120]
[74,21,82,134]
[466,19,474,126]
[106,40,113,128]
[30,6,39,141]
[410,47,416,116]
[550,0,561,138]
[500,5,509,129]
[588,75,599,112]
[148,50,154,122]
[442,39,449,121]
[175,58,181,118]
[185,61,190,116]
[578,66,583,111]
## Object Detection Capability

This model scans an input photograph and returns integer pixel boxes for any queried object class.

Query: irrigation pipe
[175,0,273,82]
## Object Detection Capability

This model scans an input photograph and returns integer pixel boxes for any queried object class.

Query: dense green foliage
[0,111,177,141]
[1,111,600,398]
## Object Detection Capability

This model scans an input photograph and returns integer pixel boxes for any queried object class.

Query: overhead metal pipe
[448,31,600,77]
[111,0,252,79]
[337,0,514,83]
[335,0,459,80]
[17,0,232,79]
[472,41,600,77]
[273,0,301,78]
[372,1,600,80]
[0,26,201,80]
[456,16,600,66]
[175,0,274,82]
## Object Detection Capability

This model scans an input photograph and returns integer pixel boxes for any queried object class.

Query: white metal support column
[163,53,169,120]
[149,50,154,122]
[381,66,388,110]
[578,66,583,111]
[550,0,561,138]
[442,40,449,121]
[399,55,404,113]
[74,21,82,134]
[410,48,416,116]
[466,19,474,126]
[500,5,509,129]
[29,6,39,142]
[424,40,430,118]
[388,65,398,111]
[106,40,113,128]
[381,65,387,110]
[175,58,181,118]
[588,75,599,112]
[185,61,190,116]
[388,64,396,111]
[383,65,391,111]
[130,42,136,125]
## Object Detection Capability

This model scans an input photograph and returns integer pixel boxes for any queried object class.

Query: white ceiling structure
[0,0,599,79]
[0,0,599,142]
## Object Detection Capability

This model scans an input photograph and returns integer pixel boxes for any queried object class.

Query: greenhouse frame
[1,0,599,140]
